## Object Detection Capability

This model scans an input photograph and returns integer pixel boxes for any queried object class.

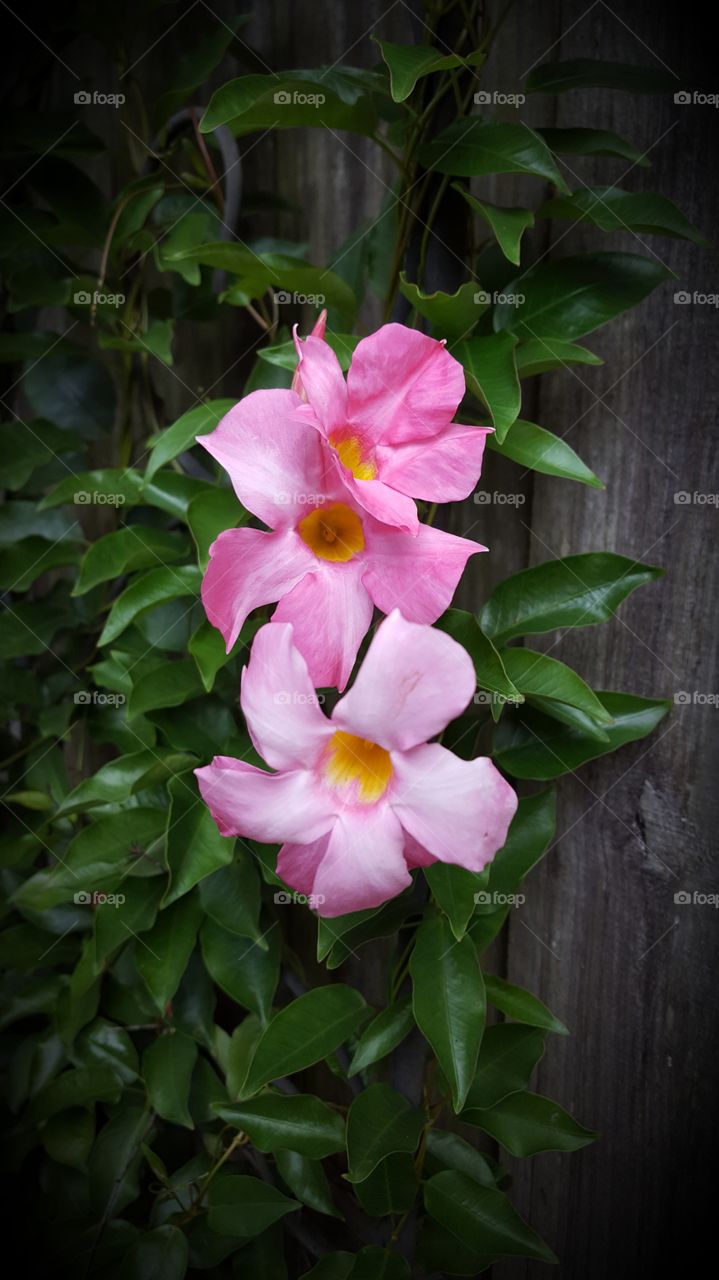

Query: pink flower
[293,322,490,533]
[197,392,483,690]
[291,309,326,399]
[195,611,518,918]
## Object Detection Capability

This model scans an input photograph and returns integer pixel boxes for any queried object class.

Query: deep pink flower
[291,309,326,398]
[293,322,490,532]
[195,611,518,917]
[197,393,483,690]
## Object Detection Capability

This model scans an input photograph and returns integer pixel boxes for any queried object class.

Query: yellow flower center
[298,503,365,562]
[323,731,393,804]
[330,433,377,481]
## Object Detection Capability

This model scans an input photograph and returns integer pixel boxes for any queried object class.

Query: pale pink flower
[292,322,490,532]
[197,393,483,690]
[196,611,518,917]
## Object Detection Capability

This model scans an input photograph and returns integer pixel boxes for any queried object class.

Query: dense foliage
[0,1,701,1275]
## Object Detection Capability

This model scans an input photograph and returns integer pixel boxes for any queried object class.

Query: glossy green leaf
[453,333,520,442]
[453,187,534,265]
[207,1174,299,1237]
[538,126,652,166]
[23,346,116,438]
[117,1225,188,1280]
[198,849,263,942]
[483,974,569,1035]
[74,527,189,595]
[481,551,664,644]
[217,1092,345,1157]
[40,468,145,510]
[128,659,205,718]
[425,863,482,940]
[424,1129,497,1188]
[425,1170,556,1262]
[42,1107,95,1168]
[410,917,485,1112]
[436,609,522,701]
[526,58,679,94]
[470,1090,597,1155]
[143,1032,197,1129]
[244,985,368,1093]
[398,275,482,336]
[200,917,279,1023]
[145,399,235,481]
[57,748,194,816]
[99,565,200,646]
[494,690,670,779]
[419,121,568,190]
[201,73,379,137]
[501,647,612,722]
[275,1149,341,1218]
[376,38,485,101]
[493,252,674,341]
[30,1066,122,1121]
[488,418,603,487]
[353,1152,418,1217]
[486,790,556,901]
[540,187,707,244]
[135,894,203,1011]
[175,241,356,318]
[186,487,247,568]
[463,1025,546,1112]
[163,773,236,905]
[348,998,414,1076]
[515,337,602,376]
[346,1083,424,1182]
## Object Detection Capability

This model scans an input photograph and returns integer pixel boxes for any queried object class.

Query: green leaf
[494,689,670,779]
[425,1170,556,1262]
[201,73,379,137]
[353,1153,418,1217]
[163,773,236,905]
[42,1107,95,1168]
[176,241,356,319]
[526,57,679,94]
[346,1083,425,1182]
[453,187,534,265]
[349,1247,411,1279]
[136,894,203,1011]
[410,917,485,1112]
[258,332,360,372]
[538,126,651,166]
[493,252,674,341]
[436,609,522,702]
[75,1017,140,1084]
[300,1255,355,1280]
[470,1090,597,1155]
[0,536,82,590]
[398,274,481,337]
[540,187,707,244]
[348,998,414,1076]
[425,863,482,940]
[200,917,279,1023]
[501,647,612,723]
[128,659,204,718]
[99,565,200,646]
[419,121,568,190]
[207,1174,299,1238]
[88,1106,150,1217]
[463,1025,546,1112]
[244,985,368,1093]
[74,527,189,595]
[57,748,195,816]
[30,1066,122,1121]
[143,1031,197,1129]
[186,488,247,569]
[453,333,520,442]
[486,790,556,901]
[515,337,602,376]
[275,1149,340,1219]
[481,551,664,644]
[483,973,568,1035]
[117,1225,189,1280]
[145,399,235,481]
[488,418,602,487]
[198,850,263,942]
[23,346,116,437]
[376,38,485,102]
[424,1129,497,1188]
[153,17,245,123]
[216,1093,345,1157]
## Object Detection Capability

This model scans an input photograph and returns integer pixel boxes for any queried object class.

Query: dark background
[1,1,717,1275]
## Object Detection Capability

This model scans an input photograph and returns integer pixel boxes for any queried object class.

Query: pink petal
[272,564,374,692]
[280,805,411,917]
[333,609,476,752]
[202,527,312,652]
[240,622,333,771]
[391,744,518,871]
[195,758,336,845]
[197,389,328,527]
[347,324,465,446]
[403,831,436,868]
[338,469,419,535]
[362,521,484,625]
[294,335,347,437]
[291,310,328,396]
[376,424,491,503]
